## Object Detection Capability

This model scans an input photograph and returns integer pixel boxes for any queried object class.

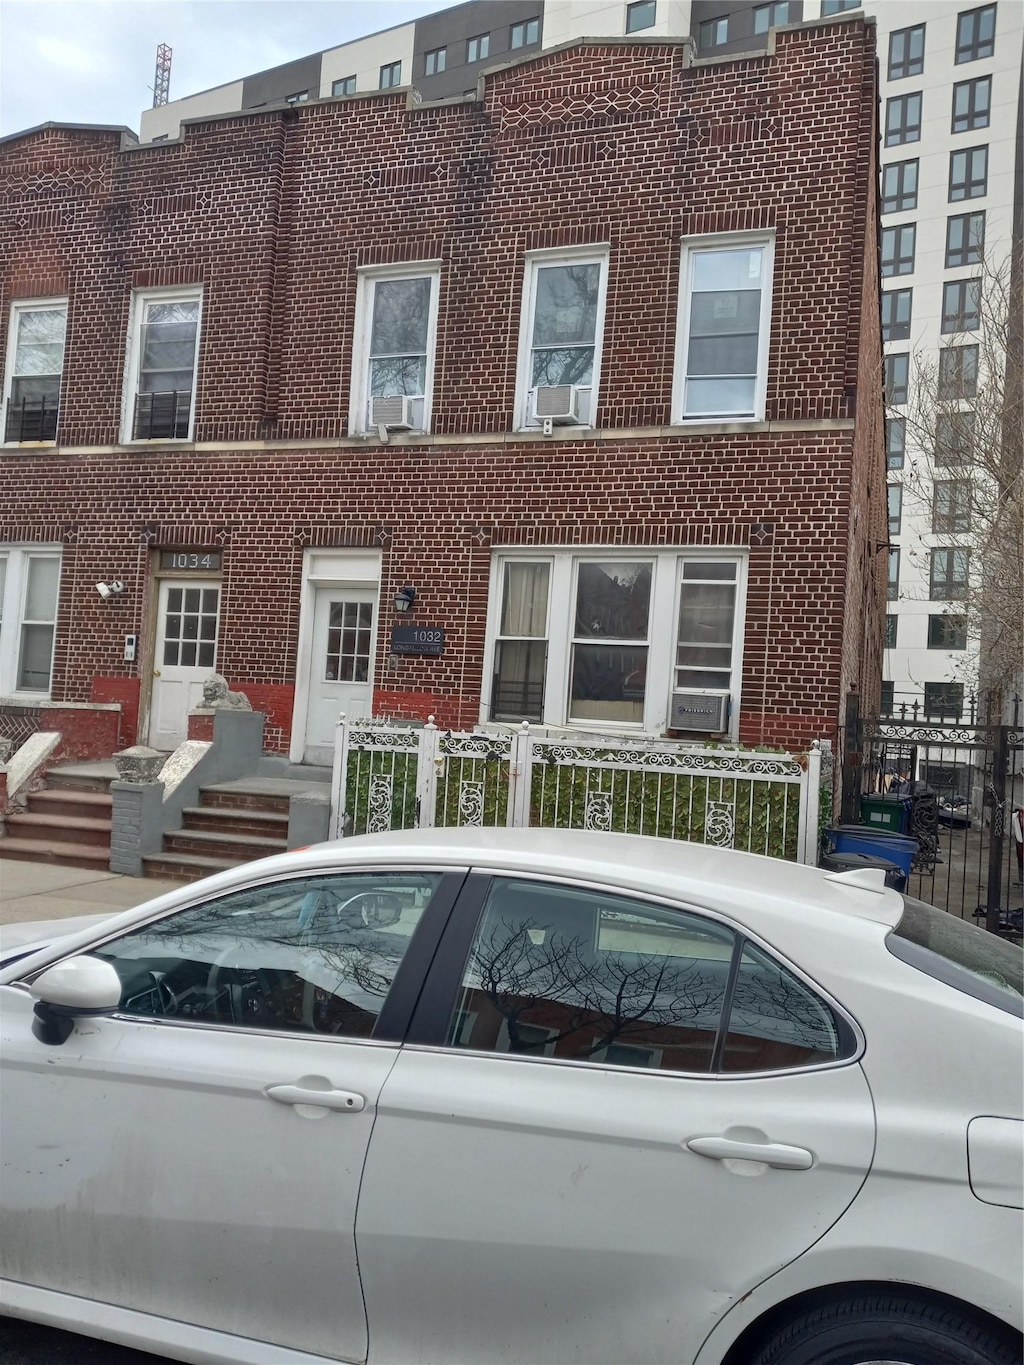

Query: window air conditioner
[532,385,582,425]
[670,690,730,733]
[370,395,417,430]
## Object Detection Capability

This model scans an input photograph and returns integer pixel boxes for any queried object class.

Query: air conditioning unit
[670,690,730,733]
[532,385,582,425]
[370,395,417,430]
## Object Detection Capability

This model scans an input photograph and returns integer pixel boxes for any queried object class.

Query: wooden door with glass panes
[149,579,220,749]
[304,587,376,765]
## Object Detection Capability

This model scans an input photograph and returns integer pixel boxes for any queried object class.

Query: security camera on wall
[95,581,125,599]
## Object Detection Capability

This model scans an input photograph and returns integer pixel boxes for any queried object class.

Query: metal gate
[861,717,1023,933]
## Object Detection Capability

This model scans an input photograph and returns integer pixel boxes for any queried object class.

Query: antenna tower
[153,43,172,107]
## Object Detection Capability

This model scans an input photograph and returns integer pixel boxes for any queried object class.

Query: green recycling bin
[860,794,910,834]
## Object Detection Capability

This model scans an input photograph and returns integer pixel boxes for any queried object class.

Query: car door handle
[686,1136,813,1169]
[266,1084,365,1112]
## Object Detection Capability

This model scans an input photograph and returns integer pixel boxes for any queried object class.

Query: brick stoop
[142,787,290,883]
[1,766,115,871]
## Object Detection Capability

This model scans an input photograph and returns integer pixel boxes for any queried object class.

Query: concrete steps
[1,767,114,871]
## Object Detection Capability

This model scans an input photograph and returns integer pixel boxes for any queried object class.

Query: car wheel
[747,1294,1020,1365]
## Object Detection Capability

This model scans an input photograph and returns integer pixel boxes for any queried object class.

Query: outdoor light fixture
[95,581,125,600]
[393,586,416,613]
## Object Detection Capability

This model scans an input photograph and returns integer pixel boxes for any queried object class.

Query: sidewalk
[0,858,182,925]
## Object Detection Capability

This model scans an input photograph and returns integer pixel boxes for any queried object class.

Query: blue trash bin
[824,826,919,881]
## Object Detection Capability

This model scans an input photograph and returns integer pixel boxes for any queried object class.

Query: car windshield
[887,896,1024,1017]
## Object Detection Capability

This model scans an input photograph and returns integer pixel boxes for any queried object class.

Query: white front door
[304,586,376,765]
[149,578,220,749]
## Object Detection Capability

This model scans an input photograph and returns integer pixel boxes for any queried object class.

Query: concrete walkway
[0,859,181,925]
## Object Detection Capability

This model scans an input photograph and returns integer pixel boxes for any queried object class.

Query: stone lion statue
[200,673,252,711]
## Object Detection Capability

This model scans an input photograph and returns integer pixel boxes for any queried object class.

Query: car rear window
[887,897,1023,1017]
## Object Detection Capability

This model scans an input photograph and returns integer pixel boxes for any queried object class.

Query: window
[941,278,981,334]
[928,615,967,650]
[466,33,490,62]
[516,248,609,429]
[446,878,849,1074]
[349,264,440,436]
[885,614,898,649]
[510,16,540,47]
[3,299,67,444]
[880,159,918,214]
[424,46,447,75]
[945,211,985,268]
[885,92,922,146]
[674,237,773,422]
[885,417,906,469]
[936,410,975,466]
[888,25,925,79]
[626,0,656,32]
[0,547,61,694]
[930,548,969,600]
[821,0,860,13]
[284,90,309,105]
[485,550,746,734]
[91,871,445,1034]
[949,146,988,201]
[698,16,729,48]
[753,2,793,33]
[123,288,202,441]
[379,61,402,89]
[887,548,900,601]
[933,480,971,534]
[880,223,916,277]
[884,353,909,406]
[887,485,902,537]
[955,5,996,63]
[332,75,356,96]
[952,76,991,132]
[923,681,963,721]
[881,288,912,342]
[938,345,978,399]
[881,679,895,716]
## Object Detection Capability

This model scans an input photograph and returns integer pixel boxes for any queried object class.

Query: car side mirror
[29,956,122,1046]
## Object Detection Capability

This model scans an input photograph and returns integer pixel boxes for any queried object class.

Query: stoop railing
[331,717,823,865]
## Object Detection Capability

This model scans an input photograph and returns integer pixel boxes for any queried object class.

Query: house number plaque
[390,627,445,656]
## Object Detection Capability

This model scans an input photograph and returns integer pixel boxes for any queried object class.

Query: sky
[0,0,457,138]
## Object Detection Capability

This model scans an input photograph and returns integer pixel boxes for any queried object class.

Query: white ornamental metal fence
[331,717,823,864]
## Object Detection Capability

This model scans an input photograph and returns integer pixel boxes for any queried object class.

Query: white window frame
[672,234,774,425]
[3,297,68,447]
[481,548,747,739]
[514,245,610,432]
[120,286,203,443]
[348,262,441,437]
[0,545,62,697]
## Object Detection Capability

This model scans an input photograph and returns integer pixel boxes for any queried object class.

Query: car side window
[721,940,848,1071]
[90,872,443,1037]
[446,878,736,1073]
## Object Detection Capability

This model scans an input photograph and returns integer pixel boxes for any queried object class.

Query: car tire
[747,1293,1020,1365]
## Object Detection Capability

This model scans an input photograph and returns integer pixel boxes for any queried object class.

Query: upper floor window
[424,47,447,75]
[0,547,61,695]
[888,25,925,79]
[284,90,308,105]
[924,681,964,721]
[698,16,729,49]
[949,145,988,200]
[516,248,609,430]
[379,61,402,89]
[928,615,967,650]
[887,548,900,601]
[3,299,67,445]
[674,237,774,423]
[350,264,440,437]
[626,1,656,33]
[941,278,981,334]
[885,614,898,649]
[885,416,906,469]
[885,92,922,146]
[880,223,916,276]
[884,353,909,406]
[933,480,971,535]
[887,485,903,537]
[936,410,975,466]
[930,548,969,600]
[952,76,991,132]
[945,210,985,267]
[123,288,202,442]
[881,287,912,342]
[955,5,996,63]
[880,159,918,214]
[332,75,356,96]
[466,33,490,62]
[754,2,794,33]
[511,16,540,47]
[938,345,978,399]
[821,0,860,13]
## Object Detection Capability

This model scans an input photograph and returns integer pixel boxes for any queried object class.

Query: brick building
[0,14,885,770]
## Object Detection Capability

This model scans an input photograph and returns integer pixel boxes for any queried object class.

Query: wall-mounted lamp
[393,586,416,614]
[95,581,125,600]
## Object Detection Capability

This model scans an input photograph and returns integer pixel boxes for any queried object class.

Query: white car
[1,827,1021,1365]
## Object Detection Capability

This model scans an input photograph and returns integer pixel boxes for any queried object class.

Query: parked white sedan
[1,828,1021,1365]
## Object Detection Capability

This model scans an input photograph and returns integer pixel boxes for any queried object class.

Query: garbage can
[860,794,910,834]
[820,850,907,891]
[824,826,919,881]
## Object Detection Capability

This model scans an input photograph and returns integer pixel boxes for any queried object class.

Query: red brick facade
[0,18,885,761]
